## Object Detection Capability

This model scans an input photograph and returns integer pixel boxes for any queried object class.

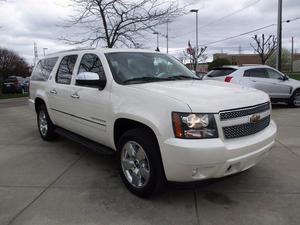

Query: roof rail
[238,64,264,67]
[46,47,97,56]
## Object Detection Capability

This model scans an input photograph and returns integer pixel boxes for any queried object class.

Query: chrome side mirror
[76,72,106,90]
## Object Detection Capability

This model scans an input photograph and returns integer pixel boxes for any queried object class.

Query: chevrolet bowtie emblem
[250,114,261,124]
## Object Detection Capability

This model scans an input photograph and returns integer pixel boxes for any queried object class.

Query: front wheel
[37,104,57,141]
[118,128,166,198]
[289,90,300,108]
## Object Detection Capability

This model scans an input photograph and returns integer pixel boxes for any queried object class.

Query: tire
[289,89,300,108]
[37,104,57,141]
[118,128,166,198]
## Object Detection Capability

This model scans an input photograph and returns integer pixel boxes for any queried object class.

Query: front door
[68,53,111,146]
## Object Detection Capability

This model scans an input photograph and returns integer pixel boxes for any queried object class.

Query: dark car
[2,76,25,94]
[21,77,30,93]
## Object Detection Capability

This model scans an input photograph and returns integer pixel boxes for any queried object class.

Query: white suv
[204,65,300,107]
[29,49,277,197]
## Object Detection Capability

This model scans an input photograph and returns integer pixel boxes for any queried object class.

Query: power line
[173,0,261,39]
[200,16,300,47]
[201,24,275,46]
[199,0,261,29]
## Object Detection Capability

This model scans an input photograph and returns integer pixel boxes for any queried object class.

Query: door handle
[251,80,257,82]
[50,89,57,94]
[71,93,80,99]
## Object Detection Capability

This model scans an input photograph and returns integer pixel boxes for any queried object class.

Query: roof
[219,64,271,70]
[45,47,160,57]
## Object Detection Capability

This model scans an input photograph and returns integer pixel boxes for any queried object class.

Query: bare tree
[61,0,184,48]
[186,41,207,71]
[250,34,277,64]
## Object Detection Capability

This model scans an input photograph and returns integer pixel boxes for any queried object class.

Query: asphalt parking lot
[0,97,300,225]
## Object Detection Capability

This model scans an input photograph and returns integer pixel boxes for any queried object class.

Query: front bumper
[160,120,277,182]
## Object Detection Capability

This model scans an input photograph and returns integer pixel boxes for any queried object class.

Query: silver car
[204,65,300,107]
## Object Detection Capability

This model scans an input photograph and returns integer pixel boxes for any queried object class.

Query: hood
[129,80,270,112]
[285,78,300,90]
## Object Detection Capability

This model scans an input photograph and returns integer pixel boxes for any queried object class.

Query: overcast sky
[0,0,299,64]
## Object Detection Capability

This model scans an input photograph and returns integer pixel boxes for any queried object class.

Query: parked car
[21,77,30,93]
[29,49,277,197]
[2,76,25,94]
[203,65,300,107]
[191,70,207,79]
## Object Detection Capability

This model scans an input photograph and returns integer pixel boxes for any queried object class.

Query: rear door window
[207,68,236,77]
[31,57,58,81]
[244,68,268,78]
[56,55,78,84]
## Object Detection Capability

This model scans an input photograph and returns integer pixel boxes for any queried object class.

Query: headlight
[172,112,218,139]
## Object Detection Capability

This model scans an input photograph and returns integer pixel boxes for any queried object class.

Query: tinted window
[244,68,268,78]
[207,68,236,77]
[56,55,78,84]
[31,57,58,81]
[78,54,106,81]
[266,68,283,79]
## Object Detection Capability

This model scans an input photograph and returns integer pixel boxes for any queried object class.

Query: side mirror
[278,76,288,81]
[76,72,106,90]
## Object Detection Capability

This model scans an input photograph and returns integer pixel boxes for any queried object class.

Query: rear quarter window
[207,68,236,77]
[31,57,58,81]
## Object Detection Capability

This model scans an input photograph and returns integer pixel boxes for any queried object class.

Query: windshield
[105,52,199,84]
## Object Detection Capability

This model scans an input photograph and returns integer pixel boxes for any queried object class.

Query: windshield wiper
[166,75,201,80]
[122,76,169,84]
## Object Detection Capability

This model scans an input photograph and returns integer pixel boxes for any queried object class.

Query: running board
[55,127,115,155]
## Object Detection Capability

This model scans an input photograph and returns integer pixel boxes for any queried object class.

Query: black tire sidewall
[37,105,56,141]
[117,128,165,198]
[289,90,300,108]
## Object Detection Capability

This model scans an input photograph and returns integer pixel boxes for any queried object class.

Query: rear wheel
[289,89,300,108]
[37,104,57,141]
[118,128,166,197]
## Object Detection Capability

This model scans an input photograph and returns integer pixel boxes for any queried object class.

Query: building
[185,63,209,73]
[213,53,262,65]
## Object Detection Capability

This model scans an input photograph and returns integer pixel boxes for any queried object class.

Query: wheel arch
[113,118,159,151]
[34,97,46,112]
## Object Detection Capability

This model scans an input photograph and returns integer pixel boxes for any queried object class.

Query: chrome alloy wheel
[294,92,300,107]
[38,110,48,136]
[121,141,150,188]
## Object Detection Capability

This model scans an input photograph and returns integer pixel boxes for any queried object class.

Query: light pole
[153,31,160,52]
[276,0,282,71]
[166,20,169,54]
[190,9,199,71]
[43,48,48,56]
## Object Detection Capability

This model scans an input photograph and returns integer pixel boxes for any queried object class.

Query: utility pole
[166,20,169,54]
[238,45,242,55]
[276,0,282,71]
[291,37,294,72]
[190,9,199,71]
[153,32,159,51]
[33,42,38,66]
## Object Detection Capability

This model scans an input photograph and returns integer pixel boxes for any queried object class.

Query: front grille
[223,115,270,139]
[220,102,270,120]
[220,102,271,139]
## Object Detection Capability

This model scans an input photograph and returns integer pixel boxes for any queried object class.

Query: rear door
[47,55,78,131]
[68,53,111,145]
